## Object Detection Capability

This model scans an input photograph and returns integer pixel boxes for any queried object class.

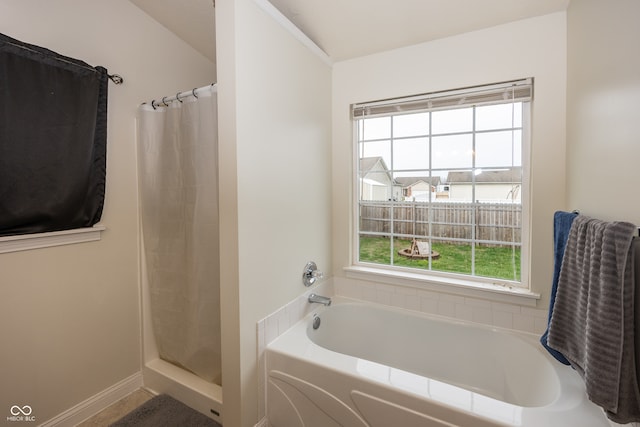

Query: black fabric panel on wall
[0,33,108,237]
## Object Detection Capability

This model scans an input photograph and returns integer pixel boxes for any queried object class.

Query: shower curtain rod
[144,83,217,110]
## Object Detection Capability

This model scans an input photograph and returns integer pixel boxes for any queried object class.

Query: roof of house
[394,176,441,187]
[446,167,522,184]
[359,156,387,174]
[359,157,398,185]
[360,158,446,188]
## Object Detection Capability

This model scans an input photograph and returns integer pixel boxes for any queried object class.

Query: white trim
[344,265,540,307]
[0,226,105,254]
[252,0,333,66]
[39,372,143,427]
[254,417,269,427]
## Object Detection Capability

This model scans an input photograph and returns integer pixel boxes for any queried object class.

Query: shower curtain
[136,86,221,384]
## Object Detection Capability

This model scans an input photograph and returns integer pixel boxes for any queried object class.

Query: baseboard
[39,372,143,427]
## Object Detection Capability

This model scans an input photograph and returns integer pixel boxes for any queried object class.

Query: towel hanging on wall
[540,210,577,365]
[548,215,640,423]
[0,32,111,237]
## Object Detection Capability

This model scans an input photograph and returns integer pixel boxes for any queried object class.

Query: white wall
[566,0,640,224]
[216,0,332,425]
[332,12,567,308]
[0,0,214,423]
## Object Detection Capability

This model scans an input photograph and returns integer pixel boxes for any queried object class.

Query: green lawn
[359,236,520,281]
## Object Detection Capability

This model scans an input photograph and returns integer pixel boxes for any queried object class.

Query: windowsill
[0,226,106,254]
[344,265,540,307]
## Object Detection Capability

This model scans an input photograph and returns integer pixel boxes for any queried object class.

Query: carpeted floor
[109,394,221,427]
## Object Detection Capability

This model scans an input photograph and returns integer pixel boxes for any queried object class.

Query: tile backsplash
[333,276,550,334]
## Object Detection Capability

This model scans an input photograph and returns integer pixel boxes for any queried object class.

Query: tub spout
[308,293,331,306]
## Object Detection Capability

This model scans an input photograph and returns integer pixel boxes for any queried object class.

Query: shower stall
[136,84,222,421]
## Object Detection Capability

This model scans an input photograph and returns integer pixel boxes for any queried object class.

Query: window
[0,32,109,239]
[353,79,531,288]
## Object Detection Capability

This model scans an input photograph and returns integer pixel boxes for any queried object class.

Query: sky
[358,103,523,182]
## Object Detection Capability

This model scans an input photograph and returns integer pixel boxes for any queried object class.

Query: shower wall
[215,0,333,425]
[331,12,568,311]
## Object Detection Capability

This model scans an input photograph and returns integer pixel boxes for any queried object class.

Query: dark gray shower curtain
[0,32,108,237]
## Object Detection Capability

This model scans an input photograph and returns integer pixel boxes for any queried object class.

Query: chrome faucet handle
[302,261,323,287]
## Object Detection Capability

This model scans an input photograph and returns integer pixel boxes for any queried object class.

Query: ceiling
[129,0,570,63]
[129,0,217,62]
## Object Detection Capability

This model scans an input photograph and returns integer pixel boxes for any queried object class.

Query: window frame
[351,79,532,292]
[0,226,105,254]
[0,32,108,239]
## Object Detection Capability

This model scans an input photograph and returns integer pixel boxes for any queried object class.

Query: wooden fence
[360,201,521,246]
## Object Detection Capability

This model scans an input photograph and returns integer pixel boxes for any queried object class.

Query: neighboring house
[359,157,402,201]
[446,167,522,202]
[394,176,441,202]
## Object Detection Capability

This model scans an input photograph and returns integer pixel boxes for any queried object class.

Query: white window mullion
[427,111,433,270]
[471,106,477,277]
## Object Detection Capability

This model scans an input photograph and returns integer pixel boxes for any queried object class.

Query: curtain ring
[192,88,198,98]
[108,74,124,85]
[151,100,157,110]
[162,96,169,107]
[176,92,183,103]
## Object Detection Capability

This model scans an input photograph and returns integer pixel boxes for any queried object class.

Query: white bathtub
[266,298,609,427]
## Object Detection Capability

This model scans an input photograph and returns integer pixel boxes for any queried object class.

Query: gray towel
[548,215,639,423]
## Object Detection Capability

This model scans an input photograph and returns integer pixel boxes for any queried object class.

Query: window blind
[352,78,533,119]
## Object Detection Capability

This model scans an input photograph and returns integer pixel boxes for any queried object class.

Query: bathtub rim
[306,298,562,408]
[266,296,610,427]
